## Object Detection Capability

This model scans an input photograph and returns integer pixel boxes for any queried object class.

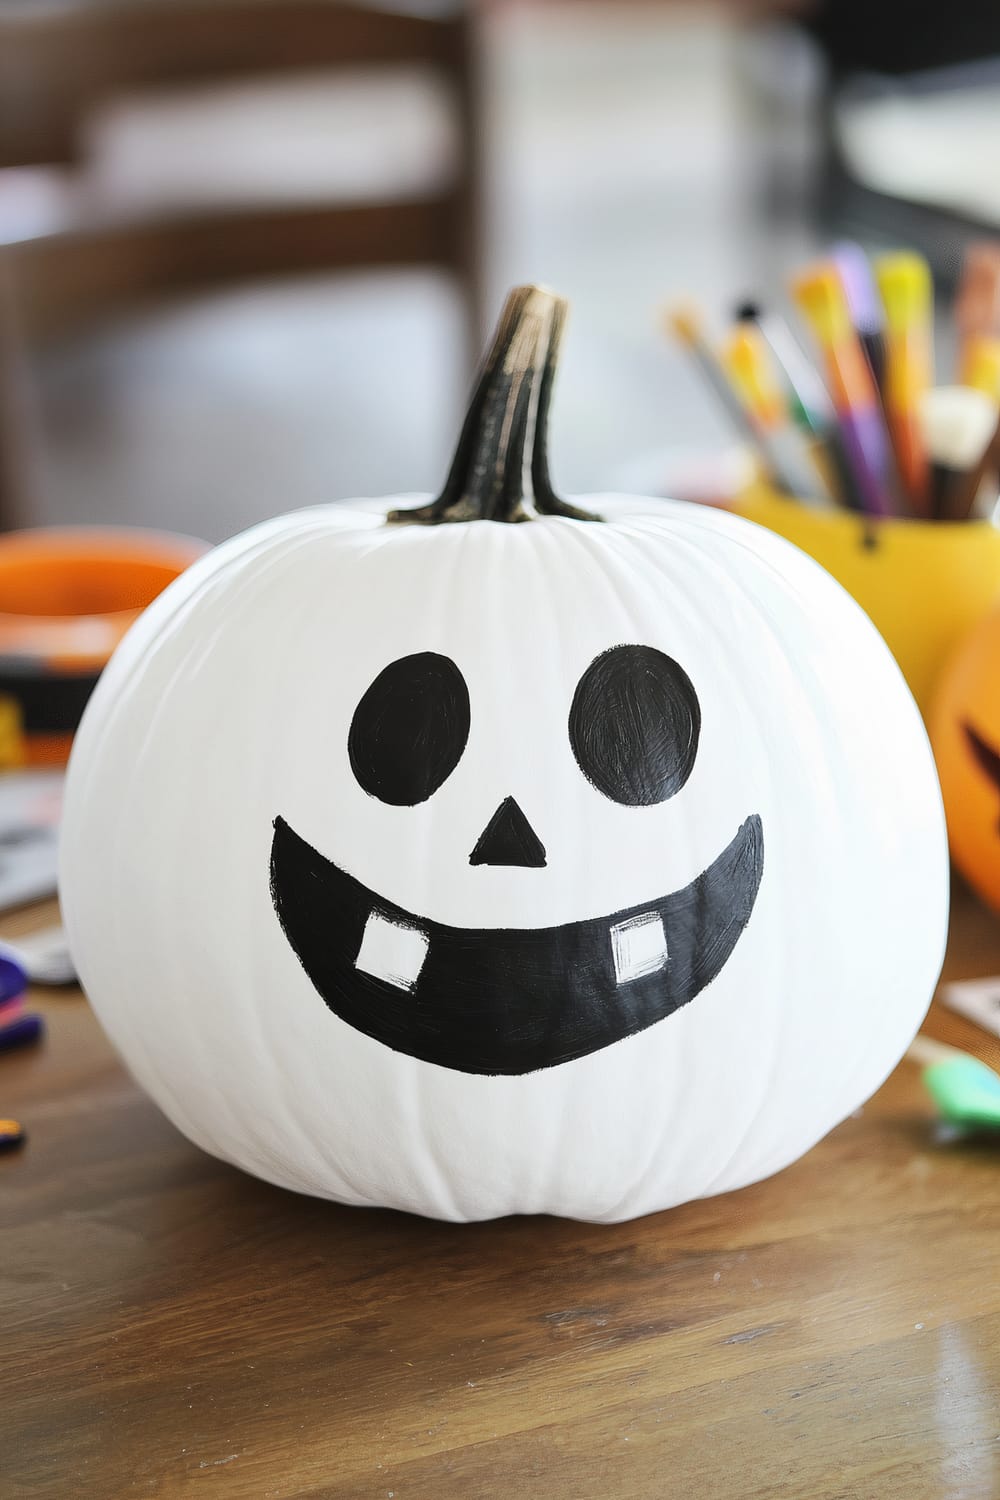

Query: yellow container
[733,485,1000,717]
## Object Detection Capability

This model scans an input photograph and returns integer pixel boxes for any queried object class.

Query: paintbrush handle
[837,407,896,516]
[859,330,887,400]
[821,426,866,512]
[934,462,992,524]
[886,406,930,516]
[689,346,761,447]
[757,429,829,505]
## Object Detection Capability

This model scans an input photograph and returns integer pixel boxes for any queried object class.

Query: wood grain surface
[4,885,1000,1500]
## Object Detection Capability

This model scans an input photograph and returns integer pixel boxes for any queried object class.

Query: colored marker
[792,264,897,516]
[721,327,832,502]
[833,242,887,398]
[876,252,933,514]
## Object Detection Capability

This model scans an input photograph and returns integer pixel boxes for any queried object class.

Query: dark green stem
[388,285,600,526]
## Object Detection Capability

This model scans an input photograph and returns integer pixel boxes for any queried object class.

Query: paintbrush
[875,251,934,515]
[793,264,897,516]
[736,298,850,506]
[833,242,887,399]
[720,326,833,503]
[665,304,760,445]
[956,242,1000,364]
[919,385,999,522]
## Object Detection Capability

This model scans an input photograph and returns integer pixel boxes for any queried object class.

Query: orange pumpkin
[932,606,1000,912]
[0,528,204,768]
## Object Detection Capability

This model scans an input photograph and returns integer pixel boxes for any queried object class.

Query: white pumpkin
[60,287,948,1223]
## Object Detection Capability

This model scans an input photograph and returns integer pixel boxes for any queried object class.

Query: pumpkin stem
[388,285,600,525]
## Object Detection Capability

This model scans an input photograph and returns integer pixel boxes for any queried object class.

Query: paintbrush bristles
[920,385,1000,521]
[919,387,998,472]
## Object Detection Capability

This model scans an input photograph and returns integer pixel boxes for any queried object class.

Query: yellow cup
[733,484,1000,717]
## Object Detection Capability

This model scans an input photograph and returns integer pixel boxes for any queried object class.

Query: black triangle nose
[469,796,546,868]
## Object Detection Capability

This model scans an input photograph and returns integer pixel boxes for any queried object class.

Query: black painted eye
[349,652,470,806]
[569,645,700,805]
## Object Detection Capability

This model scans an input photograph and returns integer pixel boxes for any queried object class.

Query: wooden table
[5,886,1000,1500]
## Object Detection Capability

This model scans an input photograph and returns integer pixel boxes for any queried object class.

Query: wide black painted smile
[270,813,764,1076]
[964,722,1000,832]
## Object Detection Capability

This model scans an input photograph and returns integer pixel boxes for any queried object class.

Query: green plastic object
[922,1055,1000,1130]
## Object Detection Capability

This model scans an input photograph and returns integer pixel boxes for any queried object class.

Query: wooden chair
[0,0,481,526]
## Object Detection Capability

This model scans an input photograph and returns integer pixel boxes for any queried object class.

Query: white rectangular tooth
[611,911,668,985]
[356,910,429,991]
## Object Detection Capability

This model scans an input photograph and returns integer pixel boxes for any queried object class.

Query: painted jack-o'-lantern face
[932,607,1000,913]
[964,724,1000,828]
[270,643,763,1075]
[61,286,948,1223]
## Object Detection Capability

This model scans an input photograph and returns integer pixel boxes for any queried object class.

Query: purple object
[838,405,896,517]
[0,949,27,1005]
[833,242,888,401]
[0,1012,43,1052]
[833,242,883,334]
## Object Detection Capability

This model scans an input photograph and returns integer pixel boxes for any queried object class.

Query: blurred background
[3,0,1000,539]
